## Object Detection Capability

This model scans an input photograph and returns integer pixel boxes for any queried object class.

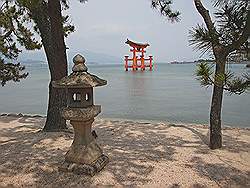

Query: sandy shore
[0,115,249,187]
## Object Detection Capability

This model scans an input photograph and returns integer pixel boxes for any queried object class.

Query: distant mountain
[18,51,46,62]
[18,50,122,65]
[21,60,47,64]
[67,50,121,65]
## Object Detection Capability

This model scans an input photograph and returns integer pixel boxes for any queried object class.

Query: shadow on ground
[0,116,249,187]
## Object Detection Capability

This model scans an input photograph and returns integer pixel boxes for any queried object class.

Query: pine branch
[194,0,219,46]
[226,4,250,53]
[151,0,180,22]
[195,62,214,87]
[195,62,250,95]
[0,58,28,86]
[189,24,213,55]
[224,73,250,95]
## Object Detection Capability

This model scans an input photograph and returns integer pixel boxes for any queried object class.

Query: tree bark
[43,0,68,131]
[28,0,68,131]
[209,55,226,149]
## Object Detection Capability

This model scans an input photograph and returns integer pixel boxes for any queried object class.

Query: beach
[0,114,249,187]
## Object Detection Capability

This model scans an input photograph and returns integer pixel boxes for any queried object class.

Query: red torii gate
[124,39,153,71]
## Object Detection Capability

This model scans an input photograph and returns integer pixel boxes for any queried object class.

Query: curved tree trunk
[209,57,226,149]
[43,0,68,131]
[29,0,68,131]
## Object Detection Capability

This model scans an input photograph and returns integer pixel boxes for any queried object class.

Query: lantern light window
[73,93,81,102]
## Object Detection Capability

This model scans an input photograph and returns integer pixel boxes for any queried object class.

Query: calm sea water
[0,63,249,127]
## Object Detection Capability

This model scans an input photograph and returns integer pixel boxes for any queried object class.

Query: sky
[64,0,210,63]
[20,0,215,63]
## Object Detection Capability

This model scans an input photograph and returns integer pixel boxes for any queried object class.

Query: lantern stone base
[59,114,108,176]
[59,154,109,176]
[65,138,104,165]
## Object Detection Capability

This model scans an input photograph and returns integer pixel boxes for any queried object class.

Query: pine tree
[153,0,249,149]
[190,0,250,149]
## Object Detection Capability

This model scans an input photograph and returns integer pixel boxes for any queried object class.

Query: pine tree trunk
[209,57,226,149]
[28,0,68,131]
[44,82,67,131]
[43,0,68,131]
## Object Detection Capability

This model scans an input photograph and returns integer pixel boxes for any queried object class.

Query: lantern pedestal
[59,106,109,176]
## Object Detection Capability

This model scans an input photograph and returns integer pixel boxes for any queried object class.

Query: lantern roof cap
[52,54,107,88]
[125,39,150,49]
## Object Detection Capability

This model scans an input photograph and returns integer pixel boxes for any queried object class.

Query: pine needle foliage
[0,58,28,86]
[151,0,180,22]
[224,72,250,95]
[195,62,213,87]
[215,1,248,47]
[0,1,41,86]
[196,62,250,95]
[189,25,214,56]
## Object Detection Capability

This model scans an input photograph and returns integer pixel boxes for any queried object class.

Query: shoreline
[1,112,249,130]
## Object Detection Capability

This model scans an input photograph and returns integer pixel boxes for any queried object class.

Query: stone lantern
[52,54,108,176]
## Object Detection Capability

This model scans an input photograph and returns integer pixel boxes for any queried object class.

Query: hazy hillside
[18,50,122,65]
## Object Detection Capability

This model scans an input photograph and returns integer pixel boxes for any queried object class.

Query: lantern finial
[72,54,88,72]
